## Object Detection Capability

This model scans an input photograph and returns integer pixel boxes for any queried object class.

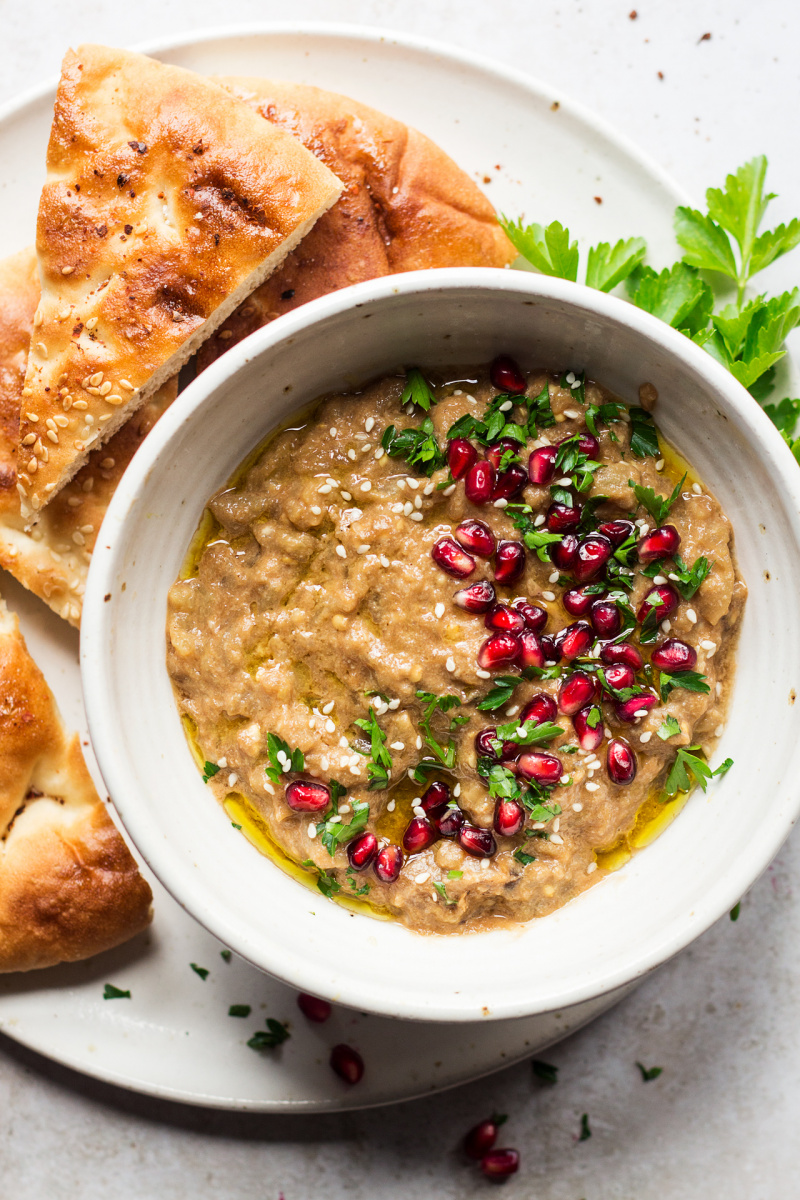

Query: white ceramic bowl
[82,268,800,1023]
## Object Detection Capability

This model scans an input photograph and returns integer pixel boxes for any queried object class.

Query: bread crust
[197,78,516,367]
[18,46,342,521]
[0,593,152,971]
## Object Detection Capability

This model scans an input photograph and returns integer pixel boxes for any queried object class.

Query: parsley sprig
[401,368,437,412]
[316,787,370,858]
[506,504,565,561]
[416,690,462,767]
[302,857,343,898]
[481,762,562,822]
[248,1018,291,1051]
[670,553,712,599]
[662,745,733,800]
[265,733,304,785]
[490,718,564,754]
[501,217,646,293]
[657,670,710,702]
[630,474,686,524]
[381,417,446,476]
[353,709,392,789]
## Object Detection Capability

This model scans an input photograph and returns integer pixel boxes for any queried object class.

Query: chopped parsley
[671,552,712,598]
[513,848,536,866]
[477,676,520,712]
[202,760,220,783]
[229,1005,251,1018]
[505,503,565,560]
[524,381,557,429]
[433,882,457,906]
[662,746,733,800]
[247,1018,291,1051]
[657,715,682,740]
[552,432,602,493]
[416,690,462,767]
[628,406,660,458]
[265,733,304,785]
[354,709,392,789]
[730,901,742,921]
[317,797,371,857]
[481,762,561,821]
[102,983,131,1000]
[381,417,446,476]
[629,474,686,524]
[658,669,710,702]
[190,963,209,980]
[636,1062,663,1082]
[491,718,564,753]
[596,668,640,704]
[532,1059,559,1084]
[585,401,625,438]
[220,949,232,963]
[447,869,463,880]
[579,1113,592,1141]
[346,868,370,897]
[400,367,437,412]
[302,858,343,898]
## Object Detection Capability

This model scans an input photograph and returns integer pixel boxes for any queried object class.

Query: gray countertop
[2,0,799,1194]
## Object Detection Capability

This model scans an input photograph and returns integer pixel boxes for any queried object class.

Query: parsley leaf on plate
[102,983,130,1000]
[501,218,579,281]
[579,1113,592,1141]
[491,718,564,752]
[524,382,557,430]
[433,882,456,906]
[317,798,371,857]
[220,949,232,963]
[670,552,712,598]
[532,1059,559,1084]
[202,760,220,784]
[662,745,733,800]
[627,406,661,459]
[400,368,436,412]
[730,901,742,921]
[302,858,343,898]
[636,1061,664,1082]
[354,708,392,789]
[265,733,304,785]
[585,237,647,292]
[657,715,682,741]
[513,848,536,866]
[247,1018,290,1051]
[190,963,209,980]
[629,474,685,524]
[627,262,714,336]
[229,1005,251,1018]
[416,690,462,767]
[658,670,710,702]
[477,675,520,712]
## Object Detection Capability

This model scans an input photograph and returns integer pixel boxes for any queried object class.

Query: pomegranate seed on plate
[490,354,526,393]
[528,445,557,485]
[347,831,378,871]
[477,632,521,670]
[614,692,657,723]
[448,437,478,480]
[603,663,636,691]
[517,750,562,786]
[432,536,475,578]
[590,598,622,637]
[540,634,560,662]
[494,540,526,585]
[403,816,438,853]
[546,502,581,533]
[572,534,613,583]
[598,519,635,546]
[330,1043,364,1084]
[454,579,496,613]
[480,1148,520,1180]
[374,843,403,883]
[558,671,597,714]
[637,583,680,624]
[434,804,465,838]
[285,780,330,812]
[551,533,579,572]
[455,519,496,557]
[513,599,548,632]
[600,641,644,670]
[494,798,525,837]
[563,584,602,617]
[492,464,528,501]
[518,630,546,670]
[651,637,697,671]
[572,706,604,751]
[465,460,496,504]
[485,603,526,634]
[607,738,638,784]
[553,621,593,661]
[420,780,451,814]
[475,727,501,759]
[464,1118,500,1160]
[458,824,497,857]
[637,524,681,563]
[520,692,558,725]
[297,993,332,1023]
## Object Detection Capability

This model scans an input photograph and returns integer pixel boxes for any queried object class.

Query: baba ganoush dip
[166,356,745,934]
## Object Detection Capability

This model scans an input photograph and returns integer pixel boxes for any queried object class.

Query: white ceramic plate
[0,22,686,1110]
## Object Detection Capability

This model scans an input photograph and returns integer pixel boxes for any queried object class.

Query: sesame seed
[633,709,648,718]
[424,480,434,495]
[374,449,384,461]
[264,782,275,796]
[414,495,422,509]
[564,409,580,419]
[415,871,430,884]
[653,575,667,585]
[403,501,413,516]
[228,773,238,787]
[390,742,405,751]
[357,543,370,554]
[656,459,665,471]
[396,479,406,490]
[640,731,652,743]
[692,482,702,495]
[85,316,98,331]
[548,570,559,583]
[61,265,74,275]
[349,764,361,775]
[415,736,423,749]
[318,483,332,494]
[542,590,556,602]
[499,399,513,412]
[493,498,508,509]
[534,514,546,527]
[347,449,356,461]
[715,723,725,737]
[361,443,372,453]
[572,802,583,812]
[22,434,35,446]
[388,699,400,710]
[686,608,698,624]
[339,736,349,748]
[560,774,570,785]
[585,781,600,792]
[566,372,576,384]
[556,476,572,486]
[706,644,717,658]
[307,823,317,839]
[311,505,322,515]
[445,656,456,672]
[391,502,404,513]
[454,783,461,797]
[716,681,723,696]
[25,412,39,422]
[476,668,491,679]
[380,555,390,567]
[586,861,598,875]
[335,545,346,558]
[326,478,338,488]
[387,798,396,812]
[434,602,445,618]
[365,417,375,432]
[410,512,424,521]
[700,638,715,651]
[661,619,672,633]
[550,833,565,844]
[325,719,335,733]
[505,705,520,717]
[442,484,456,496]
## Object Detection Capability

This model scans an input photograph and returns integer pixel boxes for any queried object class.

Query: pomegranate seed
[285,780,330,812]
[434,804,465,838]
[614,692,658,723]
[651,637,698,671]
[374,843,403,883]
[490,354,526,394]
[607,738,638,784]
[297,992,332,1022]
[520,692,558,724]
[558,671,597,715]
[499,741,521,761]
[420,780,451,814]
[487,439,520,470]
[559,431,599,458]
[454,579,496,613]
[458,824,497,857]
[517,750,562,786]
[475,727,501,759]
[494,797,525,837]
[600,641,644,670]
[590,598,622,637]
[528,445,557,485]
[455,518,496,557]
[494,540,526,585]
[546,502,581,533]
[485,603,526,634]
[481,1149,520,1180]
[598,519,635,547]
[448,437,478,480]
[540,635,560,662]
[347,831,378,871]
[330,1043,364,1084]
[563,584,602,617]
[464,1118,499,1160]
[432,536,475,579]
[603,663,636,691]
[637,583,680,625]
[572,534,613,583]
[554,620,593,661]
[518,630,546,669]
[551,533,579,572]
[513,599,548,632]
[403,816,438,854]
[465,460,496,504]
[477,632,521,670]
[572,706,604,751]
[637,524,681,563]
[492,464,528,501]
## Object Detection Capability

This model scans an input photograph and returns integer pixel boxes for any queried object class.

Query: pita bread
[196,79,516,369]
[18,46,343,521]
[0,247,176,626]
[0,591,152,971]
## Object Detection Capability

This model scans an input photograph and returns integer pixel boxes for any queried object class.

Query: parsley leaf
[670,552,712,599]
[477,675,520,712]
[627,262,714,336]
[674,206,739,280]
[317,798,371,857]
[220,949,232,963]
[202,760,220,783]
[381,417,446,476]
[630,474,685,524]
[763,396,800,437]
[506,503,565,561]
[658,670,710,702]
[501,217,579,281]
[579,1113,592,1141]
[229,1004,251,1018]
[491,718,564,751]
[400,368,436,412]
[433,881,457,906]
[662,746,733,800]
[346,868,370,897]
[524,382,556,429]
[416,690,462,767]
[265,733,304,785]
[190,963,209,980]
[248,1018,290,1051]
[628,407,661,459]
[354,709,392,789]
[730,901,742,921]
[585,237,647,292]
[585,401,625,438]
[657,715,681,740]
[302,858,343,898]
[102,983,131,1000]
[532,1059,559,1084]
[636,1062,664,1082]
[513,848,536,866]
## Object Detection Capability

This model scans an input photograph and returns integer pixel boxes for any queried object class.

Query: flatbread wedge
[0,247,176,626]
[18,45,342,520]
[0,591,152,971]
[197,78,516,369]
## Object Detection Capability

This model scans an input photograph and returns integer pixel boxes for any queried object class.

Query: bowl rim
[82,267,800,1020]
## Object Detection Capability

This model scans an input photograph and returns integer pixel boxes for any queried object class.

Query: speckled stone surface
[2,1,799,1195]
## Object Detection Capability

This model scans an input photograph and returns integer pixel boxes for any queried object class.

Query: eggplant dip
[166,356,745,934]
